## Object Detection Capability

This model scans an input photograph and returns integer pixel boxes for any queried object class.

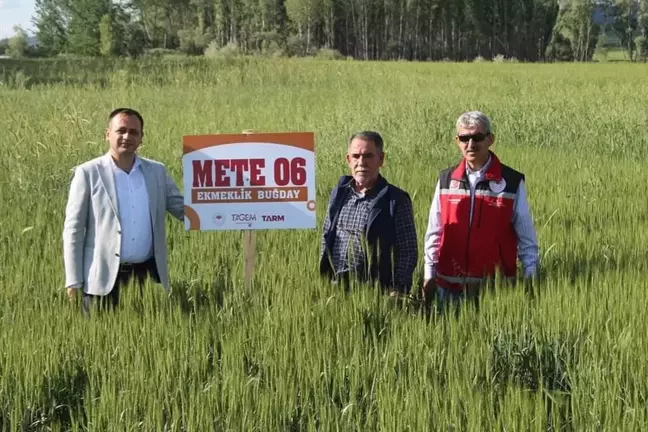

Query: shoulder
[138,156,169,178]
[385,182,411,205]
[439,165,457,176]
[73,155,105,171]
[327,175,352,197]
[138,155,165,169]
[500,163,525,183]
[335,175,353,188]
[435,163,460,188]
[439,163,460,179]
[68,155,105,180]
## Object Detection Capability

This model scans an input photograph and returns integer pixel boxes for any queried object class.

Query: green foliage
[7,26,29,59]
[64,0,112,56]
[33,0,68,56]
[251,31,285,57]
[25,0,647,63]
[99,14,116,57]
[555,0,601,61]
[29,0,564,61]
[178,27,211,55]
[634,35,648,60]
[204,42,242,60]
[611,0,639,59]
[315,48,344,60]
[285,34,309,57]
[2,57,648,428]
[546,31,575,61]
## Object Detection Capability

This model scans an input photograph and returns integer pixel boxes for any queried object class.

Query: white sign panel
[182,132,316,231]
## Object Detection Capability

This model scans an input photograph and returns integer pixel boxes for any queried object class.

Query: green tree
[7,26,29,58]
[612,0,638,60]
[113,4,148,57]
[553,0,600,61]
[66,0,112,56]
[33,0,69,56]
[285,0,324,53]
[640,0,648,36]
[99,13,117,56]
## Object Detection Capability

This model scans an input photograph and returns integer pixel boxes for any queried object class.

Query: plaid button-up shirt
[320,181,418,292]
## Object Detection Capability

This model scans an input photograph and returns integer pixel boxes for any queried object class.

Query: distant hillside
[0,36,38,47]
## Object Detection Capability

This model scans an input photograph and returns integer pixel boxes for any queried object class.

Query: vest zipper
[465,181,475,279]
[466,181,484,278]
[477,194,484,228]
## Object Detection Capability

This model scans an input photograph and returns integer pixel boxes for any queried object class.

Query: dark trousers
[82,258,160,314]
[330,271,388,293]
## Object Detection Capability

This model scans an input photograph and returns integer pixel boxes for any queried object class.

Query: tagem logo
[262,215,285,222]
[231,213,257,227]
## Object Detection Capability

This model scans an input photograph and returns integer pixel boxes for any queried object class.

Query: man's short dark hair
[108,108,144,133]
[349,131,384,153]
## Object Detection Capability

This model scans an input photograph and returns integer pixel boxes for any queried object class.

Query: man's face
[346,138,384,188]
[106,114,143,157]
[455,124,494,167]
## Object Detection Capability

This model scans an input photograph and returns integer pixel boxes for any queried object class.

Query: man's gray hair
[349,131,384,153]
[456,111,492,134]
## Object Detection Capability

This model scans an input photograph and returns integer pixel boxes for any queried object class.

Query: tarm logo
[262,215,285,222]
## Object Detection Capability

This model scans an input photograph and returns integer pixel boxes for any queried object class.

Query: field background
[1,57,648,430]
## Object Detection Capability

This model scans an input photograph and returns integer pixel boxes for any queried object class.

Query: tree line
[2,0,648,62]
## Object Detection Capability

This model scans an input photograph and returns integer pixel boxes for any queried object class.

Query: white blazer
[63,153,184,296]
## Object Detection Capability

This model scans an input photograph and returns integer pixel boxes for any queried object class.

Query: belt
[119,261,147,271]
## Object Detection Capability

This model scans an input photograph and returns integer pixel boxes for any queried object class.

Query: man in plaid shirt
[319,131,418,295]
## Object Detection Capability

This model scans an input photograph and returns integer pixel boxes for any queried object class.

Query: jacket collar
[451,151,503,181]
[339,174,388,197]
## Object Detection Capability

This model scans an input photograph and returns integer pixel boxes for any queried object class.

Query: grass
[1,57,648,430]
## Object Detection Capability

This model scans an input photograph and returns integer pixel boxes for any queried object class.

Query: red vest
[436,153,524,291]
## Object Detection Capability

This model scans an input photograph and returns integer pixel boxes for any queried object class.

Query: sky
[0,0,36,40]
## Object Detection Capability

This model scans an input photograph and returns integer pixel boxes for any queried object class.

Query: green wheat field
[1,57,648,430]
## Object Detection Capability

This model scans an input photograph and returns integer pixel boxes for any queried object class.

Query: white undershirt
[465,156,492,224]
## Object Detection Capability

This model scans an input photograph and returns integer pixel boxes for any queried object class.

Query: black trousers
[82,257,160,314]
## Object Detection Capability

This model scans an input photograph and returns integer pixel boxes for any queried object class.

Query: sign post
[181,132,316,292]
[242,130,256,293]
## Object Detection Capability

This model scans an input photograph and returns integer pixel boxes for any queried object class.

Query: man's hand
[422,278,436,301]
[387,289,411,309]
[67,287,79,302]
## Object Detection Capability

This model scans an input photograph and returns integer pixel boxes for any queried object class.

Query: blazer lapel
[140,159,158,228]
[98,154,119,218]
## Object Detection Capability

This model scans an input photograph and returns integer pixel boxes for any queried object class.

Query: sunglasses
[458,133,489,143]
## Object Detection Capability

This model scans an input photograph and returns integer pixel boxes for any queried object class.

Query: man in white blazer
[63,108,184,311]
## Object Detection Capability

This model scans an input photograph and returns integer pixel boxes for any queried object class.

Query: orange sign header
[183,132,315,154]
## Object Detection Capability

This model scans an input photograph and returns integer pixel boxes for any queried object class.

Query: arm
[62,167,89,289]
[320,201,331,260]
[512,180,539,278]
[320,187,337,260]
[423,180,443,283]
[165,168,184,221]
[392,194,418,294]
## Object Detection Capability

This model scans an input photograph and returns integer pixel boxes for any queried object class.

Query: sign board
[182,132,316,231]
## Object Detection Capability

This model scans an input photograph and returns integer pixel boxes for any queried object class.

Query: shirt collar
[109,153,141,173]
[346,175,385,198]
[466,154,491,176]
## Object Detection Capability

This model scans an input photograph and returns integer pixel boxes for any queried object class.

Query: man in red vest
[422,111,539,313]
